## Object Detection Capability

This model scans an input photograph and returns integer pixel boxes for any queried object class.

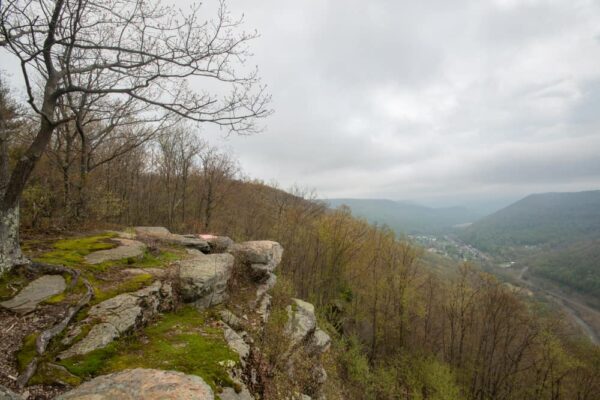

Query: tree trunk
[0,203,28,274]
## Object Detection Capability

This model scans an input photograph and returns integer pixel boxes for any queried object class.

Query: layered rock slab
[84,238,146,264]
[56,368,214,400]
[135,227,210,252]
[0,274,66,314]
[59,281,172,359]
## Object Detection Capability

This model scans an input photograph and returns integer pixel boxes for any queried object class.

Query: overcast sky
[198,0,600,208]
[3,0,600,209]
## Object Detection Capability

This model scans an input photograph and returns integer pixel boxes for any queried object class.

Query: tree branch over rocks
[0,0,271,272]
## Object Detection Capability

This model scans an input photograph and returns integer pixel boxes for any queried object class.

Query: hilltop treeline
[4,81,600,399]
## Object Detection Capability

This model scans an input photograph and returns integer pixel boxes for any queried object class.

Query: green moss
[137,251,180,267]
[17,333,39,372]
[92,273,155,304]
[44,292,66,304]
[34,233,117,267]
[54,234,118,253]
[60,307,239,391]
[29,362,82,386]
[0,269,28,301]
[59,342,120,378]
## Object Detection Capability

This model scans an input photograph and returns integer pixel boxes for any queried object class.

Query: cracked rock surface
[59,281,172,359]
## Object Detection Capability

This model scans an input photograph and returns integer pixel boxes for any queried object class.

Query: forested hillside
[459,191,600,298]
[327,198,482,234]
[525,240,600,298]
[460,191,600,252]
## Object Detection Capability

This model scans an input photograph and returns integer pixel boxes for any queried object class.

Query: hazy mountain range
[325,198,486,235]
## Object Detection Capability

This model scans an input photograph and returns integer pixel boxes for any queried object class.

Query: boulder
[286,298,317,345]
[308,328,331,355]
[0,385,20,400]
[0,274,66,314]
[178,253,234,308]
[85,238,146,264]
[135,226,210,252]
[59,281,172,359]
[57,368,214,400]
[229,241,283,280]
[199,234,234,252]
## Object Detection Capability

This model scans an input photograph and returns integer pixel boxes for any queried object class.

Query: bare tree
[198,145,238,231]
[0,0,271,273]
[156,127,204,229]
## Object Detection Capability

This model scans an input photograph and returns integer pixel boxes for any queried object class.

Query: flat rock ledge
[56,368,214,400]
[0,274,66,314]
[59,281,173,359]
[85,238,146,264]
[135,226,210,252]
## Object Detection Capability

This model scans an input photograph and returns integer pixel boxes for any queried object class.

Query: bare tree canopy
[0,0,271,211]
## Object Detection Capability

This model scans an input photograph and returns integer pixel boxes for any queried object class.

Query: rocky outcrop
[178,253,234,309]
[85,238,146,264]
[5,230,331,399]
[135,226,210,252]
[0,274,66,314]
[229,241,283,281]
[284,298,332,398]
[59,281,173,359]
[57,369,214,400]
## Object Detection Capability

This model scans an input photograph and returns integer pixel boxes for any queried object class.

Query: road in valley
[516,266,600,345]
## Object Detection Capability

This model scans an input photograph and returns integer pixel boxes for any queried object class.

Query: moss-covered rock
[60,307,239,392]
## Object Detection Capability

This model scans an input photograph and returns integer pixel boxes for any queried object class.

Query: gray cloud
[200,0,600,206]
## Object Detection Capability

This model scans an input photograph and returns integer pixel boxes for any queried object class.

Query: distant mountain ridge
[325,198,483,234]
[459,190,600,252]
[459,190,600,298]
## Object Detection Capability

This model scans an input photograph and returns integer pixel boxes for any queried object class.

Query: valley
[413,234,600,345]
[334,191,600,346]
